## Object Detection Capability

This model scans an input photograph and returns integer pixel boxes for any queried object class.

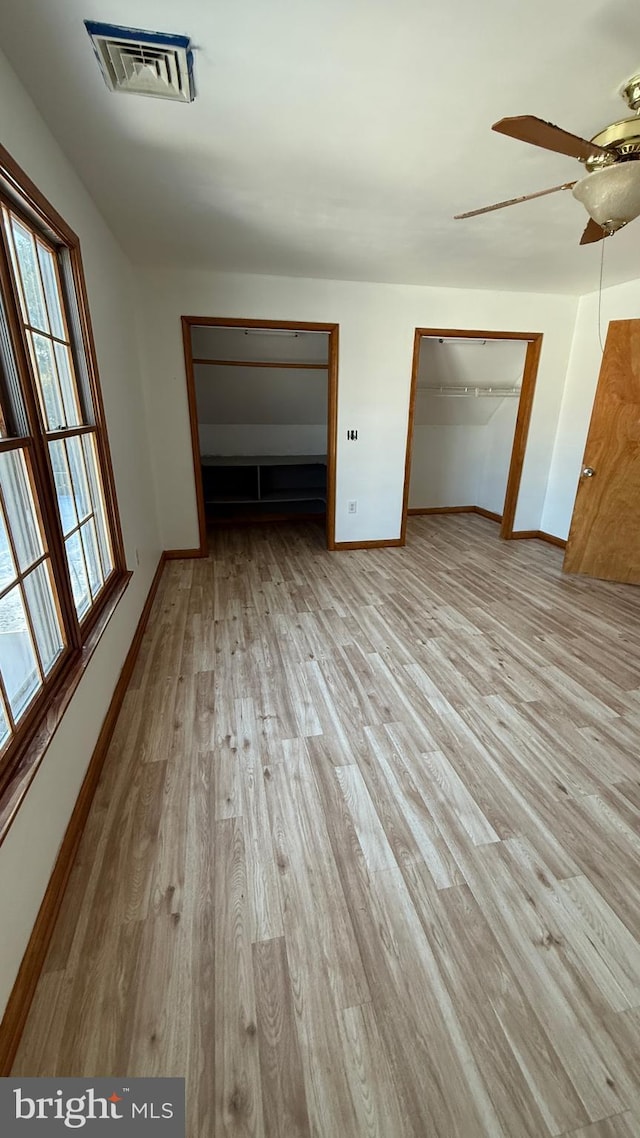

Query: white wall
[478,399,520,515]
[191,325,329,363]
[409,399,519,514]
[195,366,328,426]
[410,425,485,508]
[416,337,527,389]
[0,51,161,1018]
[135,269,578,547]
[198,423,327,456]
[541,277,640,540]
[195,361,328,457]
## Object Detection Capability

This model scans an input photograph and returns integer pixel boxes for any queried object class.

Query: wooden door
[564,319,640,584]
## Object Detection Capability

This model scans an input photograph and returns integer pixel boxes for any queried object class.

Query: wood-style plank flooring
[13,515,640,1137]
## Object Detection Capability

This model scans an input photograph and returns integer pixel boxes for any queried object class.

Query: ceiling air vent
[84,21,195,102]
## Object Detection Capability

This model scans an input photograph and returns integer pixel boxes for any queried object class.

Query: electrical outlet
[347,429,358,440]
[348,500,357,514]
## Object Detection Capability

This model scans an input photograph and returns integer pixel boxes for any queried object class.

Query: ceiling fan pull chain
[598,237,606,355]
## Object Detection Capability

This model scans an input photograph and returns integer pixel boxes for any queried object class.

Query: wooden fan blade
[492,115,614,162]
[580,218,608,245]
[454,182,576,219]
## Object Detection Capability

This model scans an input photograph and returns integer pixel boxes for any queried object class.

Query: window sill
[0,570,132,846]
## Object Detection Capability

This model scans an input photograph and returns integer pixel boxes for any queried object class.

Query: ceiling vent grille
[84,21,195,102]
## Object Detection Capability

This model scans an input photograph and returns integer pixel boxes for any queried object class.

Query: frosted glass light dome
[573,163,640,231]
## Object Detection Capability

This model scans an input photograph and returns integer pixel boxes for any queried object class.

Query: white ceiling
[3,0,640,293]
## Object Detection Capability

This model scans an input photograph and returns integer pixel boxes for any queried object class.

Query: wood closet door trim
[400,328,543,545]
[180,316,339,553]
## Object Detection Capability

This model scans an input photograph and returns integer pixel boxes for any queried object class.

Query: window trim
[0,572,130,843]
[0,144,129,811]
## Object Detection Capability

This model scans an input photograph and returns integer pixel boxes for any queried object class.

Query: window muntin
[1,204,115,621]
[0,447,65,742]
[3,211,82,428]
[0,158,124,777]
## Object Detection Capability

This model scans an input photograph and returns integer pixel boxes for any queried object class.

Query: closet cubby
[201,454,327,520]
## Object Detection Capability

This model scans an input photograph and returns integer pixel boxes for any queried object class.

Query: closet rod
[420,384,521,397]
[192,358,328,369]
[421,336,536,345]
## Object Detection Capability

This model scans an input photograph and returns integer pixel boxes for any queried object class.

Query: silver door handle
[582,467,596,478]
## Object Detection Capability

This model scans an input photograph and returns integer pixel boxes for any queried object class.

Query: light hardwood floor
[13,515,640,1137]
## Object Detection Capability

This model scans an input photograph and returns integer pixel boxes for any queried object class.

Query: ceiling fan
[455,74,640,244]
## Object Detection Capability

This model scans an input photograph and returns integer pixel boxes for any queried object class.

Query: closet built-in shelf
[200,454,327,521]
[193,358,327,370]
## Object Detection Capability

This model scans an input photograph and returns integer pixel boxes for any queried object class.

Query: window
[0,147,125,788]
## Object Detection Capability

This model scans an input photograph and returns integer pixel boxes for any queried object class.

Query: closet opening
[400,327,543,543]
[181,317,339,553]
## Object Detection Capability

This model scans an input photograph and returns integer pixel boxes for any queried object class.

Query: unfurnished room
[1,2,640,1136]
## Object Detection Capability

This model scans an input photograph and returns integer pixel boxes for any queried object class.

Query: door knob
[582,466,596,478]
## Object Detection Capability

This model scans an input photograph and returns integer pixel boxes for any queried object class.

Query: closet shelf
[419,385,521,398]
[193,358,327,370]
[201,455,328,521]
[201,453,326,466]
[260,490,326,503]
[204,494,260,504]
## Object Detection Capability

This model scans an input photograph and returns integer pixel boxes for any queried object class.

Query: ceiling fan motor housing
[585,117,640,171]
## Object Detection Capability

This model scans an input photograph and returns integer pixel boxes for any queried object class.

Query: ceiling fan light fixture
[572,163,640,232]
